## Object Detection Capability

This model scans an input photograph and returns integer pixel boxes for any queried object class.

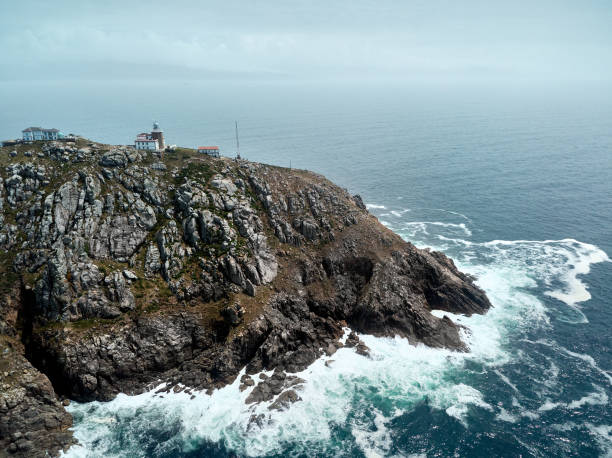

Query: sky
[1,0,611,83]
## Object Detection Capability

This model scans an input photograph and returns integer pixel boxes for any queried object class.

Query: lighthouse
[151,122,165,150]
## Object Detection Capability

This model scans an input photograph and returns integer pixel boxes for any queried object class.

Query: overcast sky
[1,0,611,83]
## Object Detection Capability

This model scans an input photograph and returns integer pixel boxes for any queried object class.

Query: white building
[22,127,64,141]
[198,146,220,157]
[135,133,159,151]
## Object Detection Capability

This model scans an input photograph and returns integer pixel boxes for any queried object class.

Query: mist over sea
[1,80,611,457]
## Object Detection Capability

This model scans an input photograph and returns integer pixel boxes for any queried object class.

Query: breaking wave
[63,204,610,457]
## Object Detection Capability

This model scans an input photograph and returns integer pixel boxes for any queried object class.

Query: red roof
[198,146,219,150]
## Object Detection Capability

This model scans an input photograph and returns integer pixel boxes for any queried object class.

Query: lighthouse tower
[151,122,165,150]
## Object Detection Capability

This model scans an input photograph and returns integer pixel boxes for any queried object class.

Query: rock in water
[0,138,491,456]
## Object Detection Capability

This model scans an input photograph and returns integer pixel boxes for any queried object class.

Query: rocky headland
[0,138,491,456]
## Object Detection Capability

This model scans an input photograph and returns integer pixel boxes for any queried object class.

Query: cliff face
[0,139,491,456]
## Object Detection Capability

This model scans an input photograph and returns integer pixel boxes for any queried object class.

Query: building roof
[22,127,59,133]
[136,139,157,142]
[198,146,220,150]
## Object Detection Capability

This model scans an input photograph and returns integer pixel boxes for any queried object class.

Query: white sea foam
[63,211,610,457]
[396,221,472,237]
[551,422,612,457]
[65,269,536,458]
[567,387,609,409]
[398,230,608,315]
[520,410,541,421]
[379,206,471,222]
[586,423,612,458]
[527,339,612,387]
[422,208,472,221]
[538,400,560,412]
[437,383,493,426]
[64,317,511,457]
[366,203,387,209]
[494,369,519,393]
[538,385,608,412]
[351,409,394,458]
[481,238,608,306]
[542,360,560,388]
[542,240,609,305]
[496,407,518,423]
[559,348,612,387]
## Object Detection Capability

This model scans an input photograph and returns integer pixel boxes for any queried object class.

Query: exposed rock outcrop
[0,334,74,456]
[0,138,491,456]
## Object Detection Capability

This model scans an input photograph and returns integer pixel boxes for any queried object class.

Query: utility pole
[235,121,241,160]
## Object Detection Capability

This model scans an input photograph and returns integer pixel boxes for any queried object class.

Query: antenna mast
[235,121,241,160]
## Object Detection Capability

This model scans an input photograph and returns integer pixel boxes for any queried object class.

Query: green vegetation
[38,315,122,332]
[174,160,215,185]
[0,250,19,297]
[69,318,106,330]
[144,302,160,313]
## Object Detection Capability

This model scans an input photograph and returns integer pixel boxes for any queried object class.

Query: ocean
[1,80,611,457]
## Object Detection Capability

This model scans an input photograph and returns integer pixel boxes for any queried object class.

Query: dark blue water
[1,80,610,457]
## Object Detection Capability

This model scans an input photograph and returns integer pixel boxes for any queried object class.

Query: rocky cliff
[0,138,491,457]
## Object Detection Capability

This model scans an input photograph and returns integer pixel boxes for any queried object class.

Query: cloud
[1,0,611,83]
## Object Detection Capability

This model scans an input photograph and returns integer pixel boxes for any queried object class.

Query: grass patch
[0,250,19,297]
[174,160,215,186]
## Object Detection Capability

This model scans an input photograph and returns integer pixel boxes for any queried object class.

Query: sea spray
[63,206,611,457]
